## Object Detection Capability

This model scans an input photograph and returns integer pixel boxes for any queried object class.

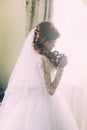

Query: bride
[0,21,79,130]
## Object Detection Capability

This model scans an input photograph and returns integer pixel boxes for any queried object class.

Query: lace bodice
[38,55,63,95]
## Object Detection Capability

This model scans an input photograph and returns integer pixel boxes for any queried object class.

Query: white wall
[0,0,26,89]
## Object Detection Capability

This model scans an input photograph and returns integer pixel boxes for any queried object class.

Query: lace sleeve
[38,55,63,95]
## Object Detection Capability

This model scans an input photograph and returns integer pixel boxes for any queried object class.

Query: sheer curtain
[53,0,87,130]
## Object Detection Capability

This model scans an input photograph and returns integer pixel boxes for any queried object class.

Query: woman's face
[42,40,56,51]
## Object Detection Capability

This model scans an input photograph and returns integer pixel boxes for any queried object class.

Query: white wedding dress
[0,29,79,130]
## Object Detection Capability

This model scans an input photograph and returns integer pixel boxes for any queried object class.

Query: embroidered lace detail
[38,55,63,95]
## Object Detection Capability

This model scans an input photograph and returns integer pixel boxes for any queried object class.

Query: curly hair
[33,21,60,67]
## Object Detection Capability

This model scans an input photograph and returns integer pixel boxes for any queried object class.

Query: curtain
[53,0,87,130]
[26,0,53,34]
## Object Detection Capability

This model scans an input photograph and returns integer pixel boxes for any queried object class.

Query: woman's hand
[58,55,68,68]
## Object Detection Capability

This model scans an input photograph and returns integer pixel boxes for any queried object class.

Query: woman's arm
[51,67,63,94]
[38,55,63,95]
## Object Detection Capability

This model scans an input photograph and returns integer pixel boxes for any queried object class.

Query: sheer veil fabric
[5,29,36,94]
[0,29,79,130]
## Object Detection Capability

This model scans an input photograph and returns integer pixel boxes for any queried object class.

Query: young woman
[0,21,79,130]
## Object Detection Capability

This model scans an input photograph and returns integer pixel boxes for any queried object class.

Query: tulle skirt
[0,87,79,130]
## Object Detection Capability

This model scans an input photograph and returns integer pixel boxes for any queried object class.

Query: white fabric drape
[53,0,87,130]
